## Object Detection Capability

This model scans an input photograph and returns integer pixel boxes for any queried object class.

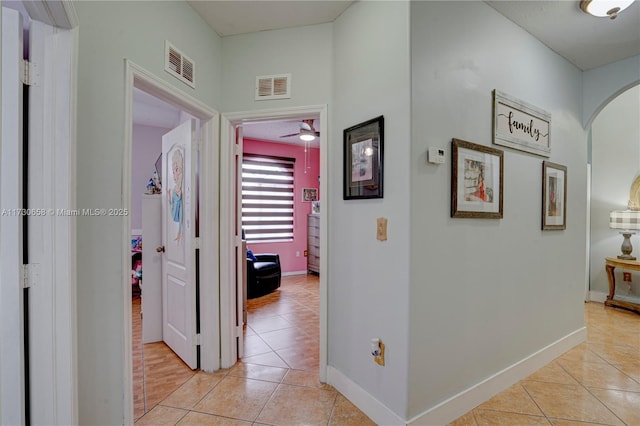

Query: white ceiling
[135,0,640,139]
[133,88,182,129]
[187,0,354,37]
[186,0,640,71]
[486,0,640,71]
[242,119,321,148]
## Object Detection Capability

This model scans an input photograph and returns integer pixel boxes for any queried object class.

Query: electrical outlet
[624,272,632,282]
[374,342,385,366]
[371,338,385,366]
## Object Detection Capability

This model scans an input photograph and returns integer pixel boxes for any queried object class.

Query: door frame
[122,60,220,423]
[1,8,27,424]
[220,105,328,381]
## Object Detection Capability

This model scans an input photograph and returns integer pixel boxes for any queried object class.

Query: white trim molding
[282,270,309,277]
[1,9,26,425]
[589,291,608,303]
[407,327,586,425]
[27,19,78,426]
[327,366,405,426]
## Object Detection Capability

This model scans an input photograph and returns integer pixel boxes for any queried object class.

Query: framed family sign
[451,138,504,219]
[542,161,567,230]
[493,90,551,157]
[343,115,384,200]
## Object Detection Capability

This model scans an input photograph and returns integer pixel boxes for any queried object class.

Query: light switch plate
[377,217,388,241]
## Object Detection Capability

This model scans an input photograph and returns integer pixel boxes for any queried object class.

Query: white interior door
[161,119,198,369]
[0,7,26,424]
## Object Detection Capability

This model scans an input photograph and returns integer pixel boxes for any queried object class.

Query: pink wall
[243,138,320,273]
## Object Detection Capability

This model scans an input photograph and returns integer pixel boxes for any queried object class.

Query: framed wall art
[451,138,504,219]
[343,115,384,200]
[493,90,551,157]
[302,188,318,202]
[542,161,567,230]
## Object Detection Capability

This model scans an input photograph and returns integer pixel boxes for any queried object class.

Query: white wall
[330,1,411,419]
[221,23,332,112]
[409,1,587,420]
[590,85,640,296]
[583,55,640,126]
[74,2,221,423]
[131,124,167,231]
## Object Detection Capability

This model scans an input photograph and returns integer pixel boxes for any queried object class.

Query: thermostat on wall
[428,147,446,164]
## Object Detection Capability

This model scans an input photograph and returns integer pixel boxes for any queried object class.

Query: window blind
[242,154,295,243]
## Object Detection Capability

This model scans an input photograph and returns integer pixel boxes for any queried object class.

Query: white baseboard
[282,270,309,277]
[407,327,586,425]
[589,291,608,303]
[326,366,406,425]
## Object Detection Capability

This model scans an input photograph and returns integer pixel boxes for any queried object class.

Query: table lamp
[609,210,640,260]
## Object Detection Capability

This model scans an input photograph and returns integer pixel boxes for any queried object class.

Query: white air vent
[255,74,291,100]
[165,41,195,88]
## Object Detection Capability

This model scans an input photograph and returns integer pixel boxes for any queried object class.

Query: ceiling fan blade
[280,132,299,138]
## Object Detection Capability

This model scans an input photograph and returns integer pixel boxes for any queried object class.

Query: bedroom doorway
[123,61,220,424]
[240,116,322,372]
[220,106,328,381]
[130,89,200,419]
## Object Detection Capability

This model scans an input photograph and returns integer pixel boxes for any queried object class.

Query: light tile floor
[135,274,375,425]
[135,278,640,426]
[450,302,640,426]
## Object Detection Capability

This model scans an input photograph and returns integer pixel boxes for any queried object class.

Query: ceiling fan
[280,119,320,140]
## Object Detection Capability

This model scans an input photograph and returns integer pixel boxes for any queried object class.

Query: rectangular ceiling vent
[255,74,291,101]
[165,41,195,88]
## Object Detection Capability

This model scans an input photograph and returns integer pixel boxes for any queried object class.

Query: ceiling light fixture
[299,132,315,142]
[579,0,635,19]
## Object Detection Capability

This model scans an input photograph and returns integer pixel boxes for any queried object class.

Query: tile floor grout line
[582,386,631,426]
[472,408,551,422]
[609,364,640,386]
[469,407,480,426]
[251,381,284,425]
[170,407,190,426]
[158,371,227,413]
[184,406,260,424]
[325,391,339,426]
[555,341,630,426]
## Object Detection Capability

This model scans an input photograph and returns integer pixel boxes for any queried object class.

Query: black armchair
[247,253,281,299]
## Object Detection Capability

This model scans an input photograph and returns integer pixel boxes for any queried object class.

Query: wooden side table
[605,257,640,315]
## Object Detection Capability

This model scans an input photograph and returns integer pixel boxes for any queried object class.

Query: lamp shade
[609,210,640,230]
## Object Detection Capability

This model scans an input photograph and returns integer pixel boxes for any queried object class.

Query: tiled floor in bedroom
[133,274,375,425]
